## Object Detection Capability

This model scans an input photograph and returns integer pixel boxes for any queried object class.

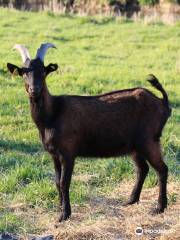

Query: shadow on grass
[87,17,134,25]
[51,36,70,42]
[84,17,115,25]
[50,34,99,43]
[70,195,124,222]
[0,139,42,154]
[0,68,7,75]
[47,12,75,19]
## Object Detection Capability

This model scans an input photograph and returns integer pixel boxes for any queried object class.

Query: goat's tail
[147,74,171,115]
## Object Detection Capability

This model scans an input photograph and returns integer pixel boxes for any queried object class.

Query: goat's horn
[13,44,31,63]
[36,43,56,62]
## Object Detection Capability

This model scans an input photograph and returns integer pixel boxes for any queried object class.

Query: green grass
[0,8,179,233]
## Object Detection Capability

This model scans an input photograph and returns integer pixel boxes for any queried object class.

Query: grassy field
[0,8,180,239]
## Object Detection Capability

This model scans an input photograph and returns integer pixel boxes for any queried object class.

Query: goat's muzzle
[28,86,41,98]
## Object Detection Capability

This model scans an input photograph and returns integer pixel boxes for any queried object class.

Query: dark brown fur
[7,59,171,221]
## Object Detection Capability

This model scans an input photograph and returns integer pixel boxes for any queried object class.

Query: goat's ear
[45,63,58,75]
[7,63,23,76]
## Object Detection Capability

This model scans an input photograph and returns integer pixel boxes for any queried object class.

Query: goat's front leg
[59,155,74,222]
[52,154,62,206]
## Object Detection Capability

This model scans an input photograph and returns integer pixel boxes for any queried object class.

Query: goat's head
[7,43,58,98]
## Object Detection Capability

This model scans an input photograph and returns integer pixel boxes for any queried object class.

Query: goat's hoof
[123,199,139,206]
[58,213,71,222]
[149,207,165,215]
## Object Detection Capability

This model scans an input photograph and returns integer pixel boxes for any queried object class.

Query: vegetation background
[0,2,179,239]
[0,0,180,11]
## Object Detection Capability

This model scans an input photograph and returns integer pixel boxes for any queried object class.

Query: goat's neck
[30,82,53,130]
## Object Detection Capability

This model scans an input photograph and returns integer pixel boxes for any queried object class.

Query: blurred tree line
[0,0,179,11]
[0,1,74,11]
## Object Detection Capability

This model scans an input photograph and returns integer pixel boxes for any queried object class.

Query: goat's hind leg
[124,152,149,206]
[145,142,168,214]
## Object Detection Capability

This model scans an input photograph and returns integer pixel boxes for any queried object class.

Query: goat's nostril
[31,87,39,92]
[29,87,40,94]
[29,87,34,93]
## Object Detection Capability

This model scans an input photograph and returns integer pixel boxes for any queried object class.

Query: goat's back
[52,87,169,157]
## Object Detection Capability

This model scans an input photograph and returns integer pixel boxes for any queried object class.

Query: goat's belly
[78,137,133,157]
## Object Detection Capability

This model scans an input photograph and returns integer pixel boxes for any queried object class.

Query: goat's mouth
[29,90,41,98]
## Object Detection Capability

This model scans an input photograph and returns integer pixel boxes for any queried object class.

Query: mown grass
[0,8,179,234]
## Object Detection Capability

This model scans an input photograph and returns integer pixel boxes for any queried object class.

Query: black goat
[7,43,171,221]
